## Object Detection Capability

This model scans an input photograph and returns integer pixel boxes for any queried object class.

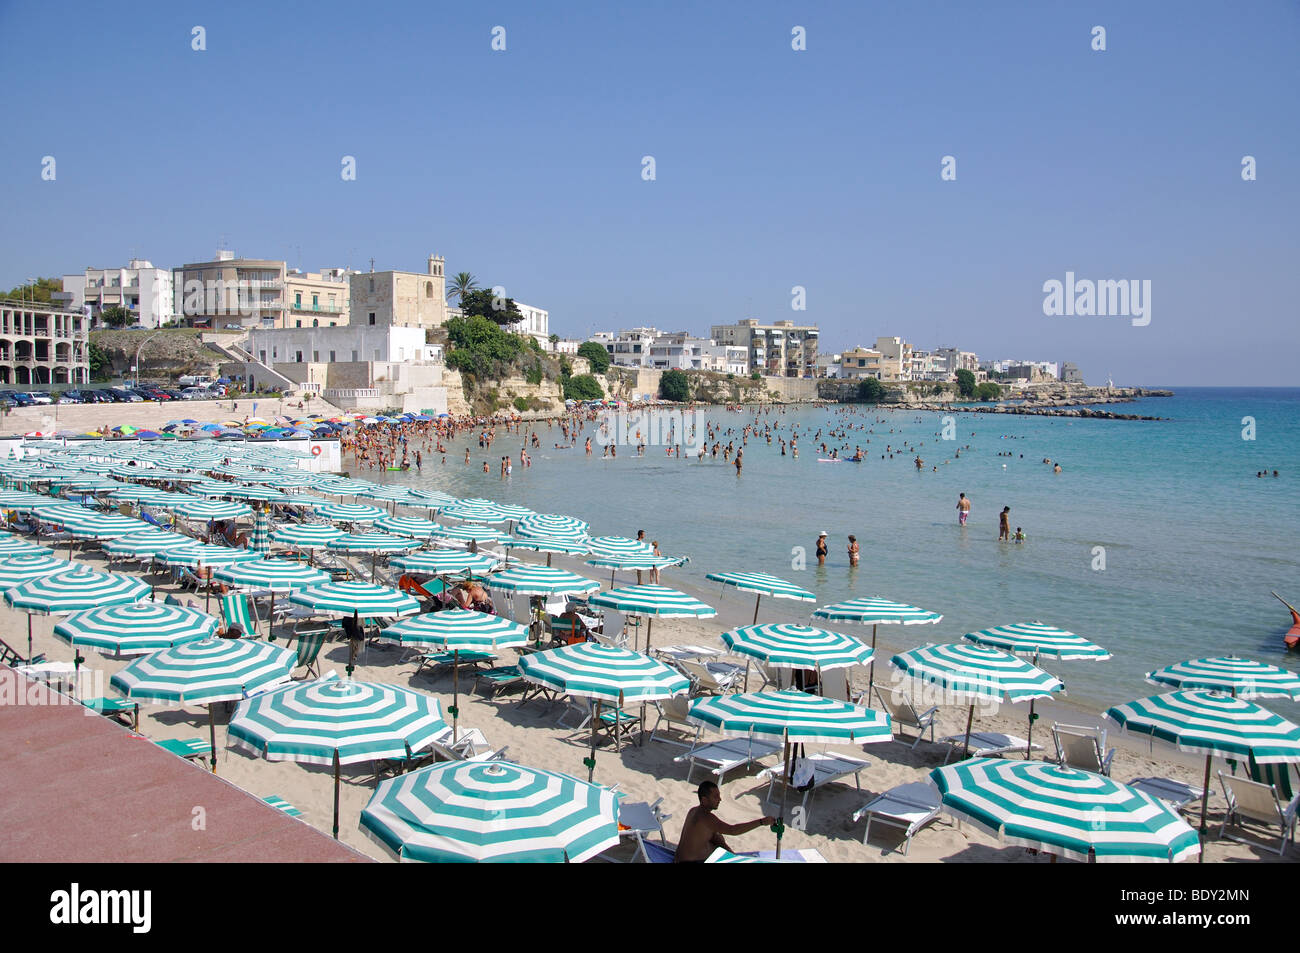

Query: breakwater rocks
[910,388,1172,420]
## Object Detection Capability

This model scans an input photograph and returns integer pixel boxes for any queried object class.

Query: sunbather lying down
[675,781,774,863]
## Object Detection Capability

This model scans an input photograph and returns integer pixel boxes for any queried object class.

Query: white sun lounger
[674,736,782,785]
[853,781,943,855]
[759,752,871,822]
[1126,776,1206,812]
[940,731,1043,763]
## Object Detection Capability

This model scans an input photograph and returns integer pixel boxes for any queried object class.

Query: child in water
[1013,527,1025,543]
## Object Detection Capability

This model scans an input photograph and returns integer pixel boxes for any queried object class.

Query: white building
[248,325,429,366]
[592,327,662,367]
[508,301,549,346]
[62,259,175,328]
[549,338,582,355]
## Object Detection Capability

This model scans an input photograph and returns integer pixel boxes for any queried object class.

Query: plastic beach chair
[873,686,938,750]
[1217,771,1298,856]
[940,730,1043,764]
[220,592,258,638]
[650,695,702,748]
[674,736,782,785]
[155,737,213,765]
[619,798,672,862]
[263,794,303,817]
[293,631,326,679]
[853,781,942,855]
[1052,723,1116,776]
[80,696,139,731]
[760,751,871,822]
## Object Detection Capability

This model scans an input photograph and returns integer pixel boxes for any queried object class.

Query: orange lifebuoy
[311,445,322,456]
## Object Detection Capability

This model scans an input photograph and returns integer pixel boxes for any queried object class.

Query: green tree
[5,277,61,304]
[459,288,523,327]
[858,377,883,402]
[548,333,559,347]
[444,314,527,362]
[660,369,690,402]
[563,373,603,401]
[88,341,111,380]
[100,305,133,328]
[955,368,976,398]
[577,341,611,374]
[447,272,479,304]
[750,370,762,381]
[975,381,1003,401]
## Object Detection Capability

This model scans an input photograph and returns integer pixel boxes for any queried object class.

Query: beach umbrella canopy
[1144,657,1300,700]
[247,472,315,490]
[390,550,500,576]
[101,529,197,559]
[54,601,219,657]
[504,516,587,539]
[374,515,442,539]
[271,524,346,548]
[509,535,591,564]
[813,596,943,626]
[155,542,261,568]
[378,609,528,651]
[316,478,379,496]
[65,513,152,540]
[963,622,1111,662]
[439,502,513,524]
[222,485,292,504]
[229,675,449,838]
[0,535,49,557]
[890,643,1064,758]
[586,536,653,557]
[5,567,150,615]
[721,623,874,672]
[112,637,297,771]
[360,760,620,863]
[212,557,330,591]
[929,758,1201,863]
[430,524,512,547]
[249,507,271,556]
[173,498,253,521]
[688,689,892,746]
[326,532,420,555]
[485,565,600,598]
[314,502,386,524]
[707,570,816,625]
[104,485,175,505]
[588,584,716,653]
[0,552,74,590]
[288,580,421,618]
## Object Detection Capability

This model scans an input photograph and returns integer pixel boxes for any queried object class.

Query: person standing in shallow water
[815,531,828,566]
[847,535,859,566]
[999,506,1011,542]
[957,492,971,525]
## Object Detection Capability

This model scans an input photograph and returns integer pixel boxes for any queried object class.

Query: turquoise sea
[368,387,1300,719]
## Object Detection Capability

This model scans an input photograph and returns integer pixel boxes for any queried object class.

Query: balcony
[290,302,345,314]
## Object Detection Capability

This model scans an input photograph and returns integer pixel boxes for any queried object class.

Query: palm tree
[447,272,479,304]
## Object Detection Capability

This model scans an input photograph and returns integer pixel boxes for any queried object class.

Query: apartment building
[173,251,287,329]
[709,319,819,378]
[838,346,884,380]
[62,259,175,328]
[0,299,90,386]
[285,269,351,328]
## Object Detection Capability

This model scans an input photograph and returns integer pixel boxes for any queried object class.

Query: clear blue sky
[2,1,1296,385]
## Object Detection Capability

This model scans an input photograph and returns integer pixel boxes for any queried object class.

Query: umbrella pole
[207,704,217,772]
[588,700,599,782]
[753,594,761,626]
[776,732,791,859]
[963,703,974,759]
[333,750,341,840]
[639,618,653,741]
[27,615,33,664]
[1198,754,1212,864]
[347,608,358,676]
[451,649,460,744]
[546,553,552,567]
[203,568,211,614]
[866,624,878,699]
[1026,700,1036,759]
[268,590,275,641]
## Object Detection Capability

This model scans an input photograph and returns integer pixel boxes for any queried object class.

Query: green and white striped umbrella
[390,550,501,576]
[65,513,152,540]
[0,535,49,557]
[494,504,535,521]
[929,758,1201,863]
[212,557,329,590]
[374,515,442,539]
[430,524,512,547]
[721,623,873,672]
[225,485,292,504]
[706,571,816,625]
[485,565,600,598]
[248,472,316,490]
[326,532,419,555]
[356,486,418,504]
[249,507,271,556]
[688,689,892,745]
[54,601,219,657]
[360,760,620,863]
[517,642,688,705]
[31,502,95,523]
[813,597,943,628]
[155,542,262,569]
[314,502,386,524]
[516,513,589,538]
[1145,657,1300,700]
[509,535,591,565]
[104,485,175,505]
[1106,691,1300,764]
[316,478,379,496]
[211,464,258,478]
[588,584,716,653]
[271,523,346,548]
[964,622,1111,662]
[586,536,653,557]
[173,498,253,521]
[5,567,151,614]
[230,675,449,838]
[288,580,421,618]
[379,609,528,651]
[891,643,1064,758]
[439,502,512,524]
[112,636,297,771]
[1106,690,1300,848]
[111,636,296,704]
[101,529,197,558]
[889,643,1064,704]
[0,552,74,590]
[584,552,683,574]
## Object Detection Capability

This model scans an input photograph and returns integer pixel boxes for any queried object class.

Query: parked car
[107,388,142,403]
[23,391,53,405]
[58,390,85,404]
[180,387,208,400]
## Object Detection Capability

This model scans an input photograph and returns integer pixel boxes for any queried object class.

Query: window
[329,350,336,363]
[312,351,319,362]
[296,351,303,363]
[426,281,433,298]
[351,350,358,362]
[368,313,376,326]
[368,279,374,292]
[373,349,380,361]
[312,319,319,327]
[295,292,302,307]
[259,350,268,363]
[295,320,302,328]
[312,294,318,308]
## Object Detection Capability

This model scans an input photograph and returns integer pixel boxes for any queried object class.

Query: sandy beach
[8,535,1282,864]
